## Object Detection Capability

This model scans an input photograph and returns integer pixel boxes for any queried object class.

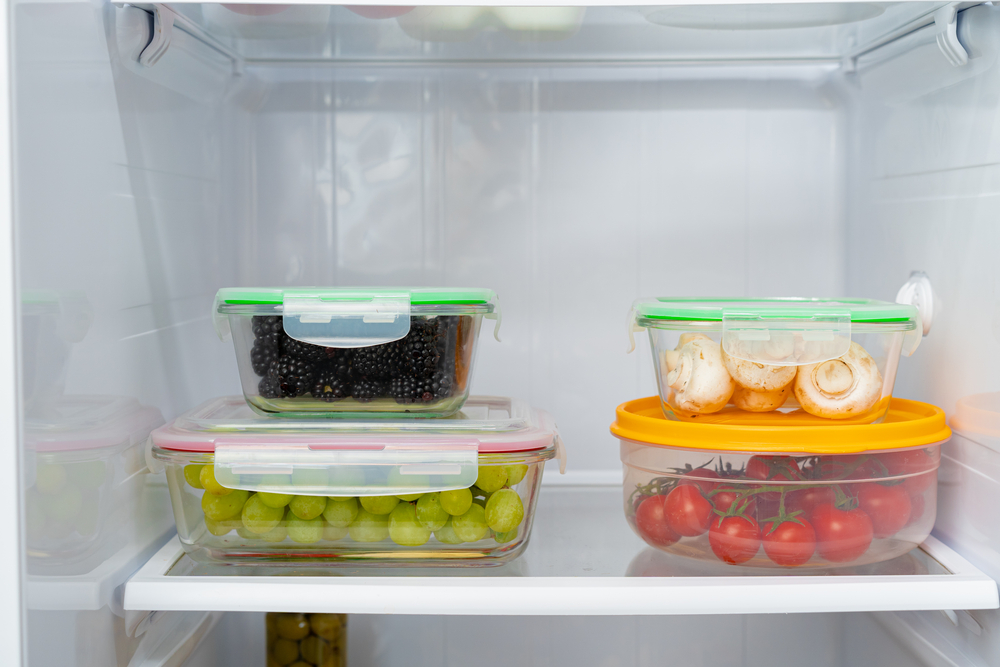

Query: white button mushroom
[662,333,713,374]
[793,341,883,419]
[721,347,797,392]
[666,338,736,415]
[732,385,792,412]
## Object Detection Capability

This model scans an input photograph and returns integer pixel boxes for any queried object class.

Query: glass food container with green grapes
[149,396,564,564]
[214,287,500,418]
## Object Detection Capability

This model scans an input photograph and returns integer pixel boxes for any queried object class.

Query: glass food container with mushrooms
[628,298,922,424]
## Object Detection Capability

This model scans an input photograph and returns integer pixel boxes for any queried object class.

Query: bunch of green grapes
[267,612,345,667]
[183,463,530,547]
[28,461,106,544]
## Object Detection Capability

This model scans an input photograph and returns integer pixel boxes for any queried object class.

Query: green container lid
[216,287,496,309]
[633,297,918,325]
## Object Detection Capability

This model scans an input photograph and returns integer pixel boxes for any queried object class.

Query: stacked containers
[153,288,563,565]
[619,296,942,568]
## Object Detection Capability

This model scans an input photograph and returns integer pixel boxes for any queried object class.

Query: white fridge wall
[244,65,847,473]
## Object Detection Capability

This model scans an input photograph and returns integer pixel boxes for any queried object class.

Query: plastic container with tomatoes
[614,396,949,569]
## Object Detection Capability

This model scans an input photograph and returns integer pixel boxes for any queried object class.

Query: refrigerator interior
[11,1,1000,665]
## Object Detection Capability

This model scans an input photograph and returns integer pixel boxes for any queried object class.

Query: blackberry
[311,369,348,402]
[389,371,454,404]
[258,375,282,399]
[351,345,395,380]
[252,315,283,337]
[351,379,385,402]
[250,335,281,376]
[266,355,314,398]
[281,335,335,364]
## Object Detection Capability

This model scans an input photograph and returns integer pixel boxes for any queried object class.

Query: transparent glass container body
[26,448,115,563]
[619,439,940,569]
[229,311,484,418]
[154,445,553,565]
[267,612,346,667]
[644,322,913,424]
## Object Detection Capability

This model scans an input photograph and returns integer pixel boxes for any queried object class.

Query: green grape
[289,495,327,520]
[348,508,389,543]
[258,492,293,509]
[388,503,431,546]
[275,613,310,640]
[360,495,399,515]
[299,636,332,665]
[308,614,343,641]
[272,637,300,664]
[434,519,464,545]
[200,466,233,496]
[202,489,249,521]
[494,527,519,544]
[415,493,449,531]
[68,461,107,490]
[287,515,324,544]
[475,466,507,493]
[322,497,358,528]
[242,494,285,534]
[35,464,67,494]
[236,523,256,539]
[323,524,348,541]
[452,504,489,542]
[396,493,423,502]
[439,488,473,516]
[261,524,288,543]
[41,482,82,522]
[485,489,524,533]
[183,465,205,489]
[504,464,529,486]
[205,515,238,536]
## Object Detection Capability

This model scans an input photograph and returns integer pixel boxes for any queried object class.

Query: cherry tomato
[786,486,836,519]
[811,503,874,562]
[856,483,911,538]
[712,487,756,516]
[880,449,937,495]
[905,493,926,528]
[709,515,760,565]
[746,456,801,482]
[762,518,816,567]
[811,455,883,481]
[678,468,721,493]
[634,495,680,547]
[664,485,713,537]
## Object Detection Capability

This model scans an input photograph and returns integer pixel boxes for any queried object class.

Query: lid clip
[722,312,852,366]
[896,270,933,356]
[282,289,411,348]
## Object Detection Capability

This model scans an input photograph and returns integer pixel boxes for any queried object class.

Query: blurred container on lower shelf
[267,612,346,667]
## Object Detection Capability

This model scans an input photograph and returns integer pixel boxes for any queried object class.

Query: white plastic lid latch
[626,306,643,353]
[721,313,851,367]
[282,289,411,348]
[485,293,503,342]
[213,438,480,496]
[553,433,567,475]
[896,271,933,357]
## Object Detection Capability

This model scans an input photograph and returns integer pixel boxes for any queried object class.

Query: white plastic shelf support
[123,488,999,617]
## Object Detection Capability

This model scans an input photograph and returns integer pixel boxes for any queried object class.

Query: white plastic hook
[626,306,643,353]
[896,271,934,336]
[934,4,969,67]
[139,4,174,67]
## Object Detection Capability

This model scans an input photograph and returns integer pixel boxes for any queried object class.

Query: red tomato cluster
[631,452,935,567]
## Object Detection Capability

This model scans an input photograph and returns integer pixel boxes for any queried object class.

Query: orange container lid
[951,392,1000,438]
[611,396,950,454]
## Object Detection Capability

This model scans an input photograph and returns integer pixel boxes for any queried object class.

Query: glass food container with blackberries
[612,396,950,569]
[149,395,564,564]
[214,287,499,418]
